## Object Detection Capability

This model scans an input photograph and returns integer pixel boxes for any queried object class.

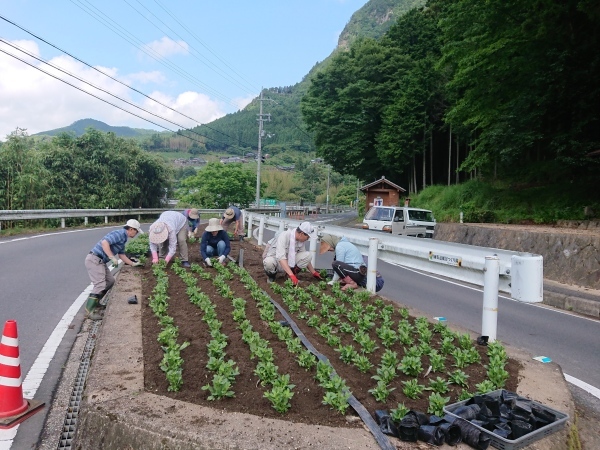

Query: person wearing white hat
[84,219,144,320]
[262,221,322,285]
[220,205,245,240]
[183,208,200,238]
[149,211,190,268]
[200,218,231,266]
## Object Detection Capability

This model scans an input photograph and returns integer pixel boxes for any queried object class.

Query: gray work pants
[84,253,115,295]
[157,226,189,261]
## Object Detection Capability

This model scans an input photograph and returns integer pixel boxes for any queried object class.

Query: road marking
[0,227,116,245]
[0,286,91,449]
[399,264,600,324]
[565,373,600,400]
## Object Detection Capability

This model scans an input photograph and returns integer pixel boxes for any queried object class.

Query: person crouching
[201,218,231,266]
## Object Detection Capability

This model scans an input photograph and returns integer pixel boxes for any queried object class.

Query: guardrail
[245,213,543,306]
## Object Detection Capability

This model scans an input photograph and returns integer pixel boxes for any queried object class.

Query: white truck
[362,206,436,238]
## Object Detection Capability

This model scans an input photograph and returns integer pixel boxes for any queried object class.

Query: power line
[150,0,260,93]
[0,47,233,148]
[68,0,241,108]
[0,14,255,148]
[124,0,258,95]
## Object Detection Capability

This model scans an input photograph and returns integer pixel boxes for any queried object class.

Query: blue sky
[0,0,369,139]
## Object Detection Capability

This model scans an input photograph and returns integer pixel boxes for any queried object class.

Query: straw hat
[149,221,169,244]
[205,217,223,232]
[223,208,235,219]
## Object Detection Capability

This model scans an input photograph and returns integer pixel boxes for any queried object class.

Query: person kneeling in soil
[262,221,322,285]
[319,233,384,292]
[200,218,231,266]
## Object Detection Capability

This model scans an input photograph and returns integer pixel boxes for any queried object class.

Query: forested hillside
[302,0,600,192]
[191,0,418,159]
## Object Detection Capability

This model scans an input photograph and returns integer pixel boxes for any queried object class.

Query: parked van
[362,206,436,238]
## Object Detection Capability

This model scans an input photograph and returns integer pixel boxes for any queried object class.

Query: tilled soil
[140,223,519,430]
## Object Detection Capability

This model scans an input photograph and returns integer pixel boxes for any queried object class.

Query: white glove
[110,256,119,266]
[218,255,226,264]
[204,257,213,267]
[188,231,193,239]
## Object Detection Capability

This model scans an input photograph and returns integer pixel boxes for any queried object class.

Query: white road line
[0,286,91,449]
[0,227,118,245]
[565,373,600,400]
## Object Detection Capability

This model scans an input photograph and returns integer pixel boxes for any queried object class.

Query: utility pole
[255,90,271,207]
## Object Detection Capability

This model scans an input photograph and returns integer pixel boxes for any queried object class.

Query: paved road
[1,215,599,448]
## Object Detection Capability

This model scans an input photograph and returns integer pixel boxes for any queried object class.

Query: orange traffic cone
[0,320,44,429]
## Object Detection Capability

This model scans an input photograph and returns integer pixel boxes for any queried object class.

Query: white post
[309,234,318,268]
[482,255,500,342]
[460,211,463,223]
[61,218,65,228]
[247,213,253,243]
[511,255,543,303]
[279,221,285,232]
[366,237,379,294]
[258,216,265,246]
[84,217,88,226]
[105,207,108,224]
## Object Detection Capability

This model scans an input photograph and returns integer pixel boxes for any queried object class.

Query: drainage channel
[56,320,100,450]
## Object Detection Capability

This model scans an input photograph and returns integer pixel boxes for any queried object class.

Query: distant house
[360,176,406,207]
[220,156,246,164]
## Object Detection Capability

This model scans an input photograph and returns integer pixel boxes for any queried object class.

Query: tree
[178,162,255,208]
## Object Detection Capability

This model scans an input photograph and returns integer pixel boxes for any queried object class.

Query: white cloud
[139,37,189,60]
[0,39,226,140]
[232,94,255,111]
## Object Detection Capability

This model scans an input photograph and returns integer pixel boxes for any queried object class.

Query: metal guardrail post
[511,255,543,303]
[61,218,65,229]
[258,217,265,246]
[309,235,318,268]
[84,217,88,226]
[482,256,500,342]
[247,213,253,242]
[366,238,379,294]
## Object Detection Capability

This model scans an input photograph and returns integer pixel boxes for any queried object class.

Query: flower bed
[137,228,519,431]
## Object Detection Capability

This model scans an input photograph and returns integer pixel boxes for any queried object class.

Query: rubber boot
[85,294,103,321]
[265,270,277,283]
[97,289,108,309]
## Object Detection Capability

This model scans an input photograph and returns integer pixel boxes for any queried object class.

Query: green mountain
[34,118,162,138]
[194,0,425,157]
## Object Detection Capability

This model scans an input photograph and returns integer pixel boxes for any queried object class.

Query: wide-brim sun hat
[205,217,223,232]
[126,219,144,234]
[188,208,199,219]
[149,221,169,244]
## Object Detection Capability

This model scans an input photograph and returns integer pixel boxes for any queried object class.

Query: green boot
[85,294,103,321]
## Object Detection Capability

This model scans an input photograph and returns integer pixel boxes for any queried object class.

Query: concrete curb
[74,268,575,450]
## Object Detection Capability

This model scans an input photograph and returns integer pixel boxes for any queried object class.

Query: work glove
[205,257,213,267]
[131,260,143,267]
[218,255,226,265]
[110,256,119,266]
[188,231,194,239]
[289,274,299,286]
[312,271,323,280]
[151,252,159,264]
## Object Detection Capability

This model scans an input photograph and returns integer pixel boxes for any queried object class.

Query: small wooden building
[360,176,406,208]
